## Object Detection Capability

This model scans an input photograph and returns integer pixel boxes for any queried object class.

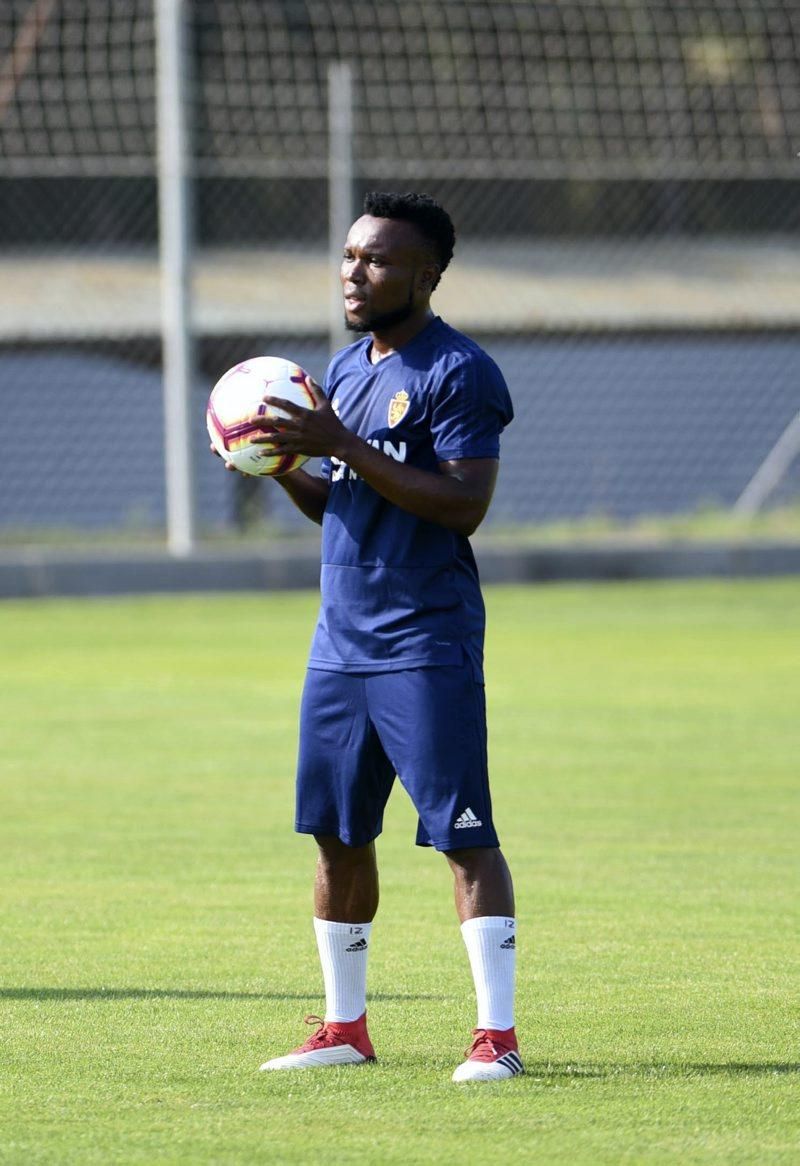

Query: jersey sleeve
[429,354,514,462]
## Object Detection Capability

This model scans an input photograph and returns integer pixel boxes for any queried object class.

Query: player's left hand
[209,440,248,475]
[250,375,348,459]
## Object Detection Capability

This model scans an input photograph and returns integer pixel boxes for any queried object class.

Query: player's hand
[209,441,243,474]
[250,376,348,459]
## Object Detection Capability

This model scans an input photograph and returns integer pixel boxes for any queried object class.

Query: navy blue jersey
[308,316,513,676]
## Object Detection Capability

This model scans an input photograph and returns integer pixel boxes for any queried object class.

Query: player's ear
[419,262,440,294]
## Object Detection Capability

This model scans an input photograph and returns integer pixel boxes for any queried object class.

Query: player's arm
[336,442,497,537]
[209,444,330,525]
[253,378,498,538]
[272,467,330,526]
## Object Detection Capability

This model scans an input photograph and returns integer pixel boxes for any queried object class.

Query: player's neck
[369,308,435,364]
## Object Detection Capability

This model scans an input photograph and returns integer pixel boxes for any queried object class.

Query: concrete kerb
[0,540,799,599]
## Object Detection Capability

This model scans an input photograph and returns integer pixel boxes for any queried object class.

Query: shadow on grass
[0,987,442,1003]
[526,1062,800,1080]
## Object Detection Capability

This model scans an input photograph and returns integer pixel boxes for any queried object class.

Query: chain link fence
[1,0,798,542]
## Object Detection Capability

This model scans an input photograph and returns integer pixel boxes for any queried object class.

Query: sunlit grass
[1,581,798,1163]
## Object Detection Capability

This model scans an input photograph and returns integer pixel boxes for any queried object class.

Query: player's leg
[444,845,522,1082]
[367,665,523,1082]
[445,844,514,922]
[310,834,378,1037]
[314,834,379,923]
[260,669,392,1071]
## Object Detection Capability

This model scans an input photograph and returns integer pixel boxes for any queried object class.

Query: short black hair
[362,191,456,288]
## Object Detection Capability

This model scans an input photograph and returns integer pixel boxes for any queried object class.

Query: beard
[344,283,416,333]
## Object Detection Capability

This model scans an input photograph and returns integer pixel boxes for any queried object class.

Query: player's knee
[444,843,501,866]
[444,845,509,885]
[314,834,375,870]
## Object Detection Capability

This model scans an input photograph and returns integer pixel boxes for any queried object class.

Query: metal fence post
[328,61,354,356]
[156,0,195,556]
[734,411,800,516]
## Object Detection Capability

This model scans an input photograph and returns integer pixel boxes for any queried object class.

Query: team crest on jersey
[388,389,410,428]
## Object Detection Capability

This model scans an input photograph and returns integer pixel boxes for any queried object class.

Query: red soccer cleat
[259,1012,376,1071]
[452,1026,524,1082]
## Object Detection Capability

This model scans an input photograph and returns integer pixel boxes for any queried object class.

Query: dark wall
[1,177,797,247]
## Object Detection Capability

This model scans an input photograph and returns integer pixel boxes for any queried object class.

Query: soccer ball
[206,355,315,476]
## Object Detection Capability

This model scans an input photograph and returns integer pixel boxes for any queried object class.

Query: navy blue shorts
[295,665,499,851]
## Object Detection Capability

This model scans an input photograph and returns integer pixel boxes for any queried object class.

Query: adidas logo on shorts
[453,807,483,830]
[345,938,368,952]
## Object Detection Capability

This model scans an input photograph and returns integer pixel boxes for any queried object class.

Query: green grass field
[1,580,798,1164]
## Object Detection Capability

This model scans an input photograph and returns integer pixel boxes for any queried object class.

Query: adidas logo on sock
[345,938,368,952]
[453,807,482,829]
[500,934,516,949]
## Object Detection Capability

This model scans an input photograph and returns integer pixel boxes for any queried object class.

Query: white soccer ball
[206,355,315,476]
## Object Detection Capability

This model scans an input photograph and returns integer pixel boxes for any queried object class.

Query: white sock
[460,915,516,1031]
[313,918,372,1023]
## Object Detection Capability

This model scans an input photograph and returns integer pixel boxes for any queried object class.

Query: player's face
[341,215,436,333]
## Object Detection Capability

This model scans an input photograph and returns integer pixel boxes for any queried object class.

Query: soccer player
[216,192,521,1082]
